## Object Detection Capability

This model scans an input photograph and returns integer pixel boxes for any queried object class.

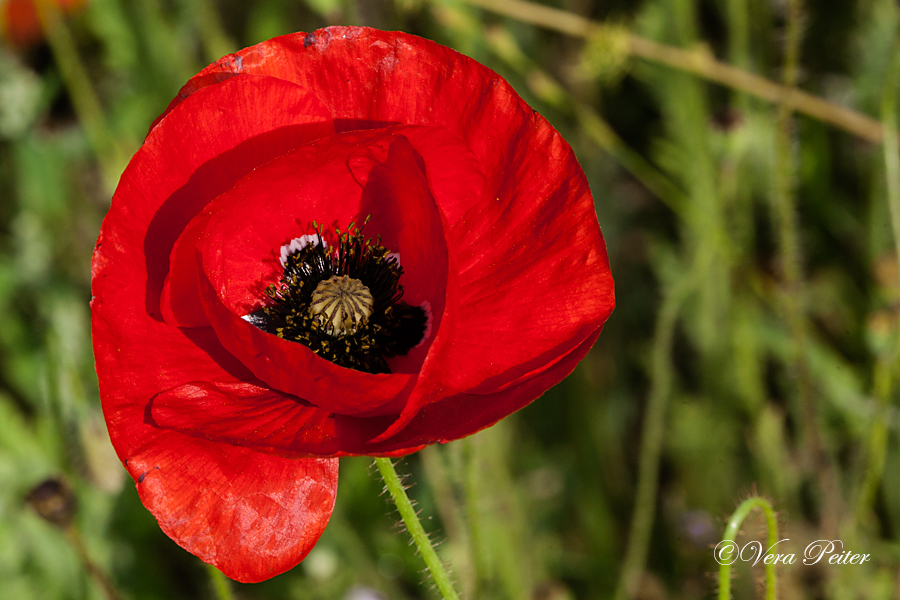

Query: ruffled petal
[92,302,340,580]
[436,124,615,394]
[125,430,337,583]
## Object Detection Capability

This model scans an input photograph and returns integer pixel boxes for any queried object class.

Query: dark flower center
[243,220,427,374]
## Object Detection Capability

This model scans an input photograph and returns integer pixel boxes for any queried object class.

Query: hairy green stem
[770,0,841,536]
[717,496,779,600]
[461,437,489,596]
[726,0,750,71]
[205,563,235,600]
[374,457,462,600]
[613,270,697,600]
[772,1,809,416]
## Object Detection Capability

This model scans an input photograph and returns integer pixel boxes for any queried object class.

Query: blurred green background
[1,0,899,598]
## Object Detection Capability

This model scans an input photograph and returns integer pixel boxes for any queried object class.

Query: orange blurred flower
[1,0,85,48]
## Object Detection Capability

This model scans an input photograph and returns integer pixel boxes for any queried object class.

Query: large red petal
[151,29,508,229]
[92,72,339,577]
[125,432,337,583]
[437,128,615,395]
[92,304,340,579]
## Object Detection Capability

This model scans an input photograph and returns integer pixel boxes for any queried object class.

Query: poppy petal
[357,135,452,373]
[93,71,341,578]
[369,330,602,452]
[126,430,337,583]
[149,381,400,457]
[148,74,335,327]
[92,304,340,580]
[370,120,613,443]
[439,128,615,395]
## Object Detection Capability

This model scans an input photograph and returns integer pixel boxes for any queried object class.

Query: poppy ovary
[309,274,374,337]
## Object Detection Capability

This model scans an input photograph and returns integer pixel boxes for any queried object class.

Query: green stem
[858,26,900,526]
[180,0,235,62]
[857,358,893,525]
[613,269,697,600]
[34,0,124,192]
[66,527,123,600]
[205,563,236,600]
[420,445,475,597]
[717,496,779,600]
[882,33,900,291]
[772,1,809,414]
[460,0,884,142]
[374,457,462,600]
[459,438,489,595]
[726,0,749,71]
[575,105,689,217]
[772,0,805,356]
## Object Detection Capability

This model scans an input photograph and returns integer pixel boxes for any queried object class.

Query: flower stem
[883,33,900,265]
[461,437,489,596]
[459,0,884,143]
[770,0,841,537]
[718,496,779,600]
[33,0,125,192]
[179,0,235,62]
[858,25,900,526]
[205,563,236,600]
[613,268,697,600]
[66,527,123,600]
[374,457,462,600]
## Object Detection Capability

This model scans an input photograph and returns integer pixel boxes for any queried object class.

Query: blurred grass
[2,0,900,598]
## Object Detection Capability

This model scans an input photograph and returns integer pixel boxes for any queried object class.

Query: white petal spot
[280,234,327,267]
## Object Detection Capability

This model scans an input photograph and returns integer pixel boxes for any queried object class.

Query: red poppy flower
[91,27,614,583]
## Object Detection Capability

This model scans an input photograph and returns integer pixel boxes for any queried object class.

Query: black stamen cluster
[244,220,427,374]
